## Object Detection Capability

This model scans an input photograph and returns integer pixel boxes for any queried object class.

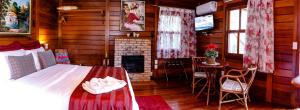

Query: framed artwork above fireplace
[120,0,145,31]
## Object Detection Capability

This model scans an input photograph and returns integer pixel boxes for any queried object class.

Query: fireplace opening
[122,55,144,73]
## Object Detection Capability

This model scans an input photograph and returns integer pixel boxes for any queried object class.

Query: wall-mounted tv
[195,14,214,31]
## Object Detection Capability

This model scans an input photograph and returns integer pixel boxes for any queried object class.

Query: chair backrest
[192,57,206,73]
[243,66,257,91]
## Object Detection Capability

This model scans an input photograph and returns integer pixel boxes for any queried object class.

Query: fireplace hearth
[122,55,144,73]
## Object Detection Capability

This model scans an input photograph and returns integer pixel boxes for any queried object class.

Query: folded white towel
[82,76,127,94]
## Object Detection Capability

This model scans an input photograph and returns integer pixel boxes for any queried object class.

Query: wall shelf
[58,9,104,14]
[58,9,105,24]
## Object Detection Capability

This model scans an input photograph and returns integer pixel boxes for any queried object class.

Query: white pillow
[0,49,26,80]
[25,47,45,70]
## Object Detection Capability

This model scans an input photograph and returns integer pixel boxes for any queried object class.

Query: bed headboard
[0,40,41,51]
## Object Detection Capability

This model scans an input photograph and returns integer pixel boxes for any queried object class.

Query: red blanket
[69,66,132,110]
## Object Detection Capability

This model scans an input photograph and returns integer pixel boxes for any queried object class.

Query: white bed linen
[25,47,45,70]
[0,64,139,110]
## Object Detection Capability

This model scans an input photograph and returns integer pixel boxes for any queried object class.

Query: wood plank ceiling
[158,0,211,9]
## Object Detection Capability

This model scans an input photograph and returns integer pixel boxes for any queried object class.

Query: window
[227,7,247,55]
[157,7,196,58]
[158,15,181,50]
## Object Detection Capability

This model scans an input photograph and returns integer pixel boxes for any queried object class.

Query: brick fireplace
[114,38,152,81]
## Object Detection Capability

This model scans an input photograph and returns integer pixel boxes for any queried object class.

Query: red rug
[135,95,172,110]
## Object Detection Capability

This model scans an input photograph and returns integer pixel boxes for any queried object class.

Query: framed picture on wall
[0,0,31,34]
[120,0,145,31]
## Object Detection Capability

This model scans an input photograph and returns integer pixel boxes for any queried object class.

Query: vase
[206,57,216,64]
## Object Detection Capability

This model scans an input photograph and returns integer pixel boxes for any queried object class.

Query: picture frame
[0,0,31,35]
[120,0,145,31]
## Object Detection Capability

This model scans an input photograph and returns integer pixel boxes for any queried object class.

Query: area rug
[135,95,172,110]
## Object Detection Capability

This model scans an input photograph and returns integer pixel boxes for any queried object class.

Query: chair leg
[244,94,248,110]
[164,64,168,81]
[247,93,251,102]
[206,76,211,105]
[218,91,222,110]
[165,72,168,81]
[196,78,208,98]
[180,61,188,80]
[192,78,204,94]
[192,77,195,94]
[184,71,188,80]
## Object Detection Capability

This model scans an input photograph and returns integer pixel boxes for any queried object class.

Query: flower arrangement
[204,44,218,58]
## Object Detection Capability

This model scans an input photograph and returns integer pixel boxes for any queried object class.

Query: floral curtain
[157,7,196,58]
[243,0,274,73]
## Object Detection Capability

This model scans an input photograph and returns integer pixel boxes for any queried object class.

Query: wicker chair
[218,66,257,110]
[191,57,207,94]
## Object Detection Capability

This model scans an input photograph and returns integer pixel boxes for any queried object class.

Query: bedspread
[69,66,133,110]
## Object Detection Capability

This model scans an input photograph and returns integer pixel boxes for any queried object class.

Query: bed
[0,64,139,110]
[0,41,139,110]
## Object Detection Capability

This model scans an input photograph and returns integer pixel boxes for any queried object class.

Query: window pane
[158,15,182,50]
[241,8,248,30]
[239,33,246,54]
[229,9,240,30]
[228,33,238,54]
[172,34,181,50]
[158,33,181,50]
[159,15,181,32]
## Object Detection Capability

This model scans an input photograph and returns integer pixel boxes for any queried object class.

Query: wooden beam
[152,0,159,79]
[293,0,299,78]
[35,0,40,40]
[104,0,110,65]
[154,0,159,59]
[295,0,299,78]
[221,1,226,62]
[292,0,300,106]
[58,0,63,48]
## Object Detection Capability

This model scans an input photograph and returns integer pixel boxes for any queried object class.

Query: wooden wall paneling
[60,0,106,66]
[39,0,58,49]
[108,0,121,66]
[271,0,296,106]
[266,74,272,103]
[60,0,155,66]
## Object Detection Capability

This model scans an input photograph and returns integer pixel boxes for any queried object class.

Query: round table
[195,61,228,105]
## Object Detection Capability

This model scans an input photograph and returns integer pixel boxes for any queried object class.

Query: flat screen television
[195,14,214,31]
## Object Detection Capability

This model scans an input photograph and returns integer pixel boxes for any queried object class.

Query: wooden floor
[132,80,291,110]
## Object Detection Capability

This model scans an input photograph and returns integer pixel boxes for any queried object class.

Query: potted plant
[204,44,218,64]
